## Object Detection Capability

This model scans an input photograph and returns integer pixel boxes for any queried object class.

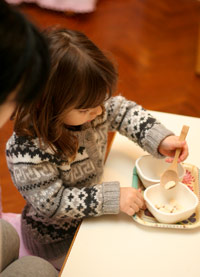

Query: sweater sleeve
[105,96,174,158]
[6,135,120,220]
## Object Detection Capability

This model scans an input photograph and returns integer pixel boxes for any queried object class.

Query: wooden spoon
[160,125,189,190]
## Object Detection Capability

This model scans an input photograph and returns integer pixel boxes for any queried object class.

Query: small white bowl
[144,182,199,224]
[135,155,184,188]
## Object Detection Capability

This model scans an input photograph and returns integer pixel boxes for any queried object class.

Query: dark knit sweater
[6,96,173,260]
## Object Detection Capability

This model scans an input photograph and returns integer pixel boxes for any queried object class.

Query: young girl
[6,28,188,270]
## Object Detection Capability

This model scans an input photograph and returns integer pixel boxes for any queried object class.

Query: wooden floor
[1,0,200,213]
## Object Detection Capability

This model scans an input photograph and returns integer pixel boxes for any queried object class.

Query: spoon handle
[171,125,189,169]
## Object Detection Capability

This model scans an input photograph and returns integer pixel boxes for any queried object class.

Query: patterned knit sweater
[6,96,173,260]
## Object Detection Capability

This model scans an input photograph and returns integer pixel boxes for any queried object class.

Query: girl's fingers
[134,197,144,209]
[130,203,139,214]
[165,142,188,163]
[126,206,136,216]
[173,140,185,149]
[136,189,144,201]
[179,145,189,161]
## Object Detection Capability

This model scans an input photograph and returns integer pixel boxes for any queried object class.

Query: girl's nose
[91,106,102,116]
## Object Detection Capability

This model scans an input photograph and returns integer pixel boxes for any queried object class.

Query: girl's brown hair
[14,28,118,160]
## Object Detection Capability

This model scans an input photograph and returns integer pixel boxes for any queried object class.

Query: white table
[61,111,200,277]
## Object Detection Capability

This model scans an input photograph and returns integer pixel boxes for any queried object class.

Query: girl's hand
[120,187,146,216]
[158,135,189,162]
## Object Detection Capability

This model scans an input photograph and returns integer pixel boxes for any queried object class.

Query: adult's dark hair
[0,0,50,105]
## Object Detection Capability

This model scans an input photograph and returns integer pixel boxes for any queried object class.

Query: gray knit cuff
[144,124,174,158]
[102,181,120,214]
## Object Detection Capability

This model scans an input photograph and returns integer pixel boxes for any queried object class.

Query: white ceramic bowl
[135,155,184,188]
[144,182,199,224]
